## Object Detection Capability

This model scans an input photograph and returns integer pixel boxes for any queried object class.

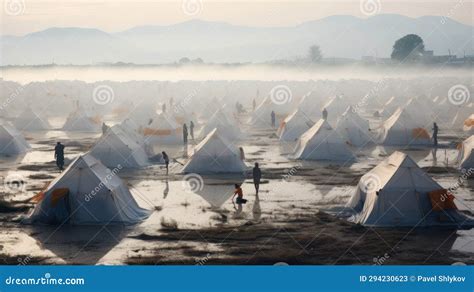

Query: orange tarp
[89,116,102,125]
[50,188,70,207]
[30,192,45,203]
[428,189,457,211]
[412,128,430,139]
[464,118,474,127]
[30,181,51,203]
[143,128,181,136]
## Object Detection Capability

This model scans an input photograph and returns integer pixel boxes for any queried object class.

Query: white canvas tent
[277,109,314,141]
[14,106,51,131]
[293,119,356,161]
[62,107,101,132]
[457,135,474,170]
[0,122,31,155]
[297,91,326,118]
[319,96,348,124]
[346,151,472,227]
[90,125,149,168]
[182,128,247,174]
[143,112,182,144]
[248,95,288,127]
[403,97,433,126]
[200,108,242,141]
[26,154,151,225]
[335,106,373,147]
[378,107,431,146]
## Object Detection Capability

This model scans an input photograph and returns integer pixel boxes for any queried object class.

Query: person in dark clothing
[162,103,167,113]
[432,122,439,147]
[102,122,109,134]
[54,142,65,171]
[162,151,170,175]
[322,108,328,120]
[189,121,195,140]
[253,162,262,195]
[271,111,276,128]
[183,123,188,145]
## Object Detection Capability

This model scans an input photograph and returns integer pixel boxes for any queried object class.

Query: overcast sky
[1,0,472,36]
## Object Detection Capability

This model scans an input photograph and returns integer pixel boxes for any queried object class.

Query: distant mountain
[1,15,472,65]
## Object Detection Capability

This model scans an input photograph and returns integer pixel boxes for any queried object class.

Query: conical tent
[143,112,182,144]
[90,125,149,168]
[464,114,474,133]
[14,106,51,131]
[277,109,314,142]
[403,97,433,126]
[182,128,247,174]
[248,95,288,127]
[200,108,242,141]
[335,106,373,147]
[26,154,151,225]
[346,151,472,227]
[457,135,474,170]
[62,107,101,132]
[297,91,326,118]
[319,96,348,124]
[450,104,473,129]
[0,122,31,155]
[293,119,356,161]
[379,107,431,146]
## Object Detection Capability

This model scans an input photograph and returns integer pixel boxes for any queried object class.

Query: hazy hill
[1,15,472,65]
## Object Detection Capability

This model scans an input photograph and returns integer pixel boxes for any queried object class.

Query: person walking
[54,142,65,171]
[271,111,276,128]
[252,162,262,195]
[162,151,170,175]
[432,122,439,147]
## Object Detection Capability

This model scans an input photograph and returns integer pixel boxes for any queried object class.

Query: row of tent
[24,149,473,228]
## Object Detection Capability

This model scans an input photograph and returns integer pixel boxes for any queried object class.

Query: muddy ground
[0,116,472,265]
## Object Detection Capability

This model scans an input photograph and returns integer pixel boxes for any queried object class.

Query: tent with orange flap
[346,151,473,227]
[25,154,151,225]
[378,107,431,146]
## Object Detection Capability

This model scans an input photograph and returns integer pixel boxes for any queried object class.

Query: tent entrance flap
[428,189,457,211]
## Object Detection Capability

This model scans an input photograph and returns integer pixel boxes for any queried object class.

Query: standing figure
[189,121,195,140]
[322,108,328,120]
[432,122,439,147]
[162,103,167,113]
[239,147,245,161]
[271,110,276,128]
[162,151,170,175]
[183,123,188,145]
[253,99,256,111]
[54,142,65,171]
[252,162,261,195]
[232,184,247,204]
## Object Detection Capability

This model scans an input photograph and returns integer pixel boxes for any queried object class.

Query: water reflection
[26,224,129,264]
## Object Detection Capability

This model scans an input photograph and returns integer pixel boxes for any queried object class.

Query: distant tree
[179,57,191,64]
[192,58,204,63]
[391,34,425,62]
[308,45,323,63]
